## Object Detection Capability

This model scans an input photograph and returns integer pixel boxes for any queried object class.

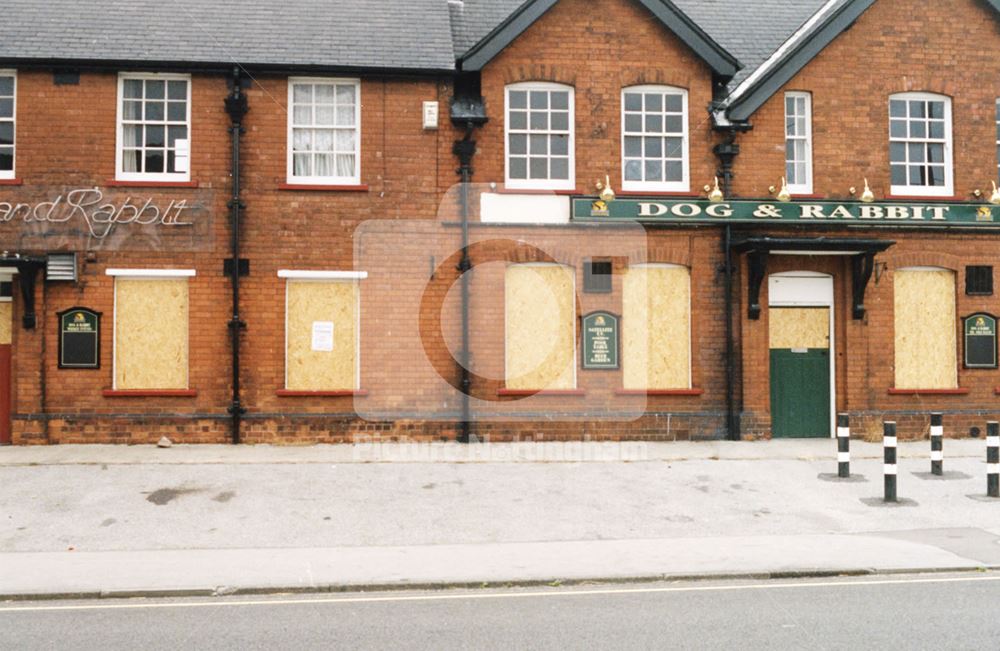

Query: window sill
[278,183,370,192]
[106,180,199,188]
[103,389,198,397]
[495,187,580,196]
[276,390,368,397]
[617,190,699,198]
[888,388,968,395]
[886,193,962,202]
[497,388,586,396]
[615,388,704,396]
[0,178,23,186]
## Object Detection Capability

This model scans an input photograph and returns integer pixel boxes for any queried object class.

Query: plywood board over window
[505,264,575,390]
[769,308,829,350]
[622,264,690,390]
[0,302,11,345]
[285,280,359,391]
[894,268,957,389]
[114,278,189,390]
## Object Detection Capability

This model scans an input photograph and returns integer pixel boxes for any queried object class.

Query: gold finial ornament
[597,175,616,203]
[990,181,1000,206]
[776,176,791,202]
[708,176,724,203]
[860,178,875,203]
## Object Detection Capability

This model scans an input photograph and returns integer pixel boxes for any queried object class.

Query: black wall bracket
[1,256,46,329]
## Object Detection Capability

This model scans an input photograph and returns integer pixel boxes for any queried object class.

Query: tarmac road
[2,573,999,650]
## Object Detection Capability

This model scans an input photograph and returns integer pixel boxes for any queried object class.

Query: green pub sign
[964,313,997,369]
[58,307,101,369]
[582,311,619,370]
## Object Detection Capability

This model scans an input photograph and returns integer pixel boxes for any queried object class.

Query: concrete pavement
[1,440,999,598]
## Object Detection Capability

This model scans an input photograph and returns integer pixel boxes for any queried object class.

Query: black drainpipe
[453,124,476,444]
[714,129,741,440]
[224,68,249,444]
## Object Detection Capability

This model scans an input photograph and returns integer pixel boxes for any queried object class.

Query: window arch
[889,92,952,197]
[505,82,575,190]
[621,85,689,192]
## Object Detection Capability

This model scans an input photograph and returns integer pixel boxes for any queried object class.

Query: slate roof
[0,0,457,72]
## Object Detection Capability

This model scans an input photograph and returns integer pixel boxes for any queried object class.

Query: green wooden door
[769,349,830,438]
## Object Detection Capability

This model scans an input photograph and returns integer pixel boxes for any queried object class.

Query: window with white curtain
[784,92,812,194]
[287,78,361,185]
[621,85,688,191]
[888,92,952,196]
[0,71,16,179]
[116,73,191,181]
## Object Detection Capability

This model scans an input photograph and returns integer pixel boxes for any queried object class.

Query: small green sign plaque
[58,307,101,369]
[964,313,997,369]
[582,311,619,370]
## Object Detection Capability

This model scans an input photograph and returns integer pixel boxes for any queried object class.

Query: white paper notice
[311,321,334,352]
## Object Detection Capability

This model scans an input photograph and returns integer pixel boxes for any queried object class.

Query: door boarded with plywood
[769,307,830,438]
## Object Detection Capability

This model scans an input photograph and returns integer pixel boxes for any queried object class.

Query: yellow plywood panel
[0,302,11,345]
[769,308,830,350]
[505,264,575,390]
[286,280,358,391]
[622,265,690,390]
[894,269,957,389]
[115,278,188,390]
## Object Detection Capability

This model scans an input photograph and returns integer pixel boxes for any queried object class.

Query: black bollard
[837,413,850,478]
[884,421,897,503]
[988,421,999,499]
[930,412,943,476]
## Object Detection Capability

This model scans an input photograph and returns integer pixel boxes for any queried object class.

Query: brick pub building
[2,0,1000,445]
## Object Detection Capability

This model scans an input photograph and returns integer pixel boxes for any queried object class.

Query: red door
[0,344,10,445]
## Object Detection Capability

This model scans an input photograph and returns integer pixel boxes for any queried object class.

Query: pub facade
[2,0,1000,444]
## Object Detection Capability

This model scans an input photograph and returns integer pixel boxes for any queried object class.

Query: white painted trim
[106,269,196,277]
[286,77,361,186]
[277,270,368,280]
[504,82,575,191]
[784,91,813,194]
[769,271,836,438]
[0,69,16,180]
[620,85,690,193]
[115,73,192,182]
[888,92,953,197]
[723,0,840,107]
[0,267,19,274]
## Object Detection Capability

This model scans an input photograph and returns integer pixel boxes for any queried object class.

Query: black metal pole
[987,421,999,498]
[723,224,738,440]
[884,421,897,503]
[930,412,943,476]
[224,68,249,444]
[837,412,850,478]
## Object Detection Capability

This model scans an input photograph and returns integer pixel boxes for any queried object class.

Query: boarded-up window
[114,278,189,389]
[0,301,11,345]
[285,280,359,391]
[505,264,575,390]
[894,267,957,389]
[622,264,690,389]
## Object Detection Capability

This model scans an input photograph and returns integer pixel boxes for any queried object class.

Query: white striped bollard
[930,412,943,476]
[884,421,897,503]
[837,413,850,478]
[988,421,999,499]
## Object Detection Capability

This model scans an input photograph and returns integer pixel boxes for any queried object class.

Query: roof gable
[722,0,1000,122]
[458,0,740,77]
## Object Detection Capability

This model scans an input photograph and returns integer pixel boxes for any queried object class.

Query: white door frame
[767,271,836,438]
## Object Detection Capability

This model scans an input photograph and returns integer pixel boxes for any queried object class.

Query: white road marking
[1,574,999,613]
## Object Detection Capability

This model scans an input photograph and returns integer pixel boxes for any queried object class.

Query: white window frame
[888,92,953,197]
[505,82,575,191]
[620,85,689,192]
[280,270,364,391]
[105,268,196,391]
[286,77,361,186]
[995,98,999,182]
[784,91,813,194]
[115,72,192,182]
[0,69,16,180]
